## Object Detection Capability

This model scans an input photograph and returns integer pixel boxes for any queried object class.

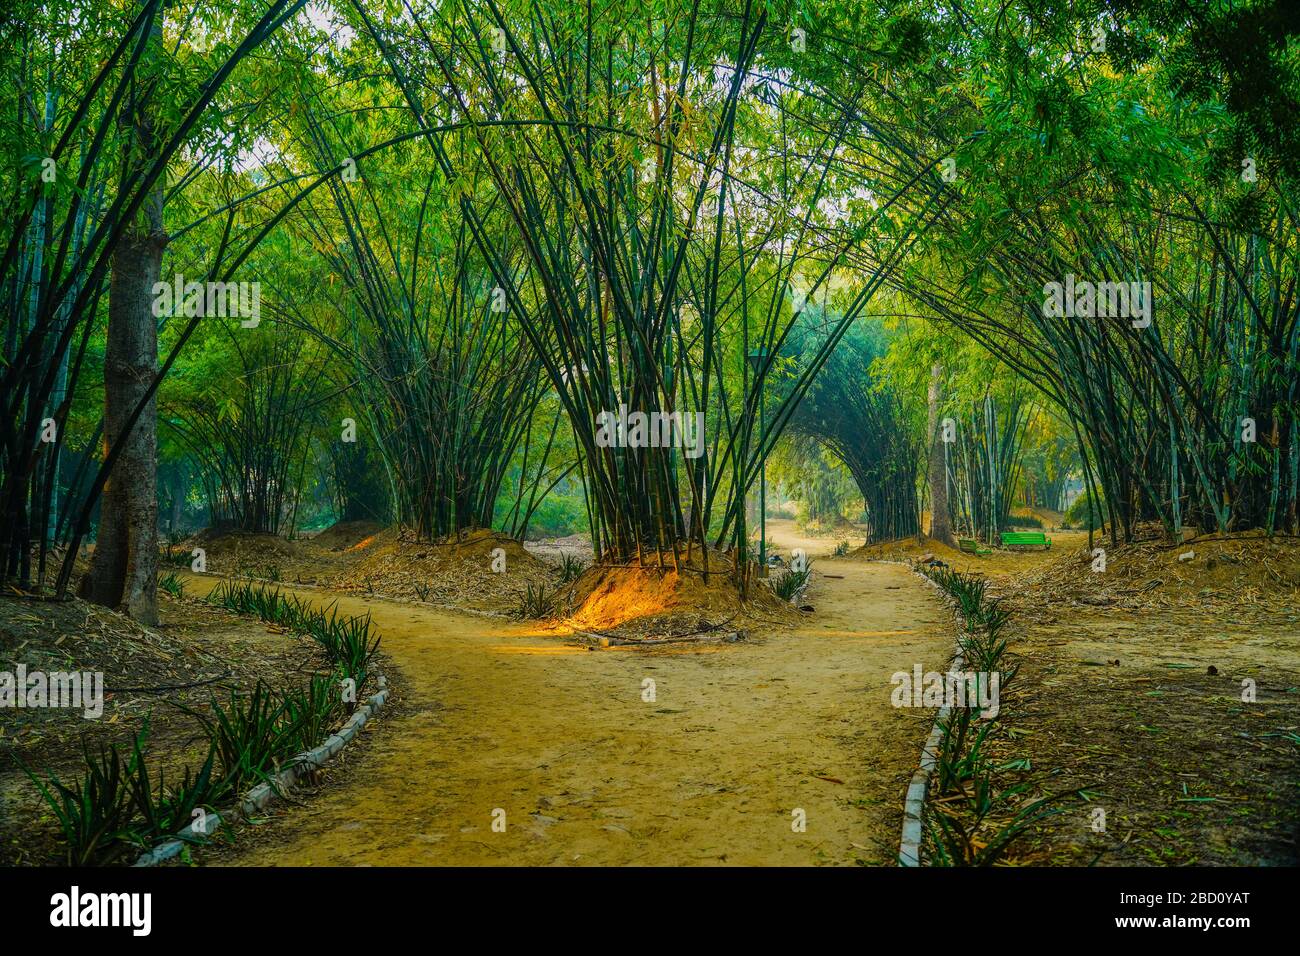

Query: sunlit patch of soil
[346,533,379,552]
[555,551,799,640]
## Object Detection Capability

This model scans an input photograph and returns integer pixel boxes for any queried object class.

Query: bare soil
[177,524,558,617]
[987,532,1300,865]
[178,555,954,866]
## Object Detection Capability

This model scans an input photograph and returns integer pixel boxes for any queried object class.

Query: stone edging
[898,566,965,867]
[133,675,389,867]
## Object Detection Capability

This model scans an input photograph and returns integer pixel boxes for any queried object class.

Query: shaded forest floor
[847,527,1300,865]
[175,523,551,615]
[0,588,376,865]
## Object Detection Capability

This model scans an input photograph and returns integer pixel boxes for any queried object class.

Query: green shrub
[180,682,303,794]
[513,495,586,539]
[926,749,1080,866]
[316,607,380,686]
[23,739,136,866]
[124,724,222,845]
[771,563,812,601]
[281,673,346,757]
[514,582,557,619]
[1063,494,1105,531]
[27,583,381,865]
[915,559,1077,866]
[557,553,587,583]
[207,581,379,685]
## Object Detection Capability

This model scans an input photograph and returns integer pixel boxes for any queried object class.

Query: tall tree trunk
[927,362,953,546]
[80,7,164,624]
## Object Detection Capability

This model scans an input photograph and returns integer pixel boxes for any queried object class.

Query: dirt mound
[173,527,360,583]
[337,528,555,614]
[790,515,863,538]
[177,529,307,575]
[308,520,384,551]
[557,551,799,639]
[1019,531,1300,611]
[848,535,964,564]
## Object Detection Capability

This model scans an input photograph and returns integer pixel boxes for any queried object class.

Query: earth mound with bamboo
[552,549,802,645]
[335,528,555,614]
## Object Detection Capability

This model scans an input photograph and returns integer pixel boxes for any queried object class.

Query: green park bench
[957,537,991,556]
[1000,531,1052,550]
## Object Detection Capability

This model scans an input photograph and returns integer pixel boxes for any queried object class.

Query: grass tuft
[514,582,557,619]
[771,562,812,601]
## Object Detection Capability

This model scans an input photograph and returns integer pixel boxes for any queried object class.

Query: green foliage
[163,325,329,536]
[1064,494,1106,531]
[24,583,383,865]
[207,580,379,685]
[158,572,184,598]
[557,553,587,584]
[123,726,222,846]
[771,563,812,602]
[514,582,558,620]
[512,493,587,540]
[783,319,918,542]
[926,754,1079,867]
[22,740,136,866]
[281,674,347,758]
[180,683,303,795]
[918,560,1072,865]
[22,719,226,865]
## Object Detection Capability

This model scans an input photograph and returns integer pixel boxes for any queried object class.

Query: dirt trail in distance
[184,540,951,866]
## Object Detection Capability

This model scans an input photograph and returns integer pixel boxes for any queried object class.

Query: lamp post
[747,346,770,577]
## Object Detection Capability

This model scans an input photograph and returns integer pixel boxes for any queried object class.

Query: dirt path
[184,554,952,866]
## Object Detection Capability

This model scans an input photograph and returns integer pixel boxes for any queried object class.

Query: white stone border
[133,675,389,867]
[898,565,965,867]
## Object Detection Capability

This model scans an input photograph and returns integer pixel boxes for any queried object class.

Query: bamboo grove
[1,0,1297,612]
